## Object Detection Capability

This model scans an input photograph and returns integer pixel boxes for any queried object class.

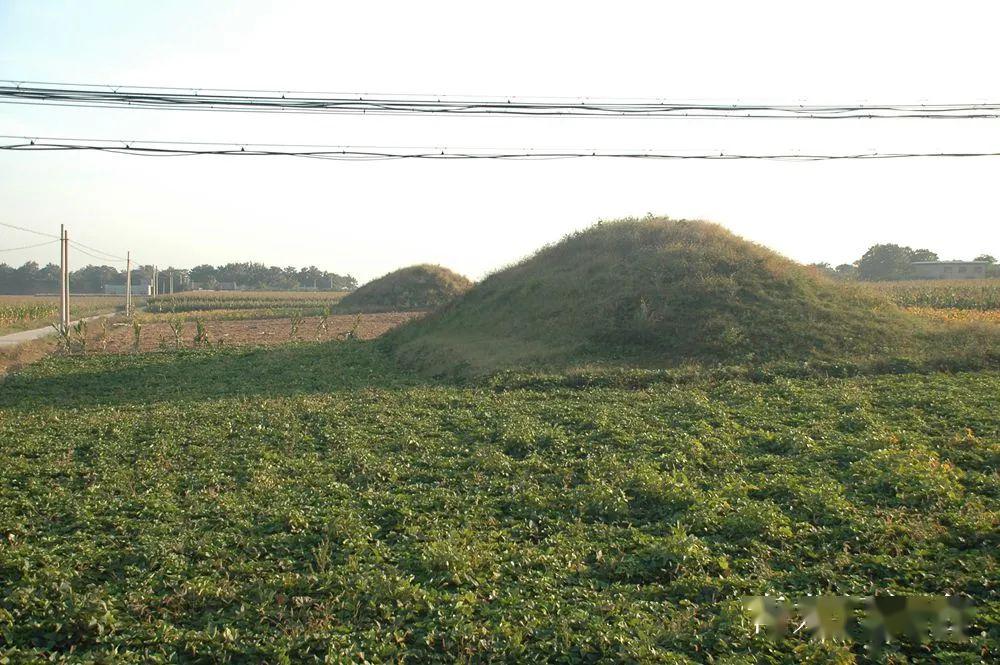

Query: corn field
[905,306,1000,324]
[0,302,58,327]
[0,296,122,335]
[146,291,347,314]
[870,279,1000,310]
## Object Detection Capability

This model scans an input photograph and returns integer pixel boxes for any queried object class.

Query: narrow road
[0,313,118,348]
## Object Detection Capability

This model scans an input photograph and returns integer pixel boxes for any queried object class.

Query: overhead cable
[3,137,1000,161]
[69,241,127,264]
[2,80,999,119]
[0,239,59,252]
[69,239,125,262]
[0,220,61,239]
[0,221,127,263]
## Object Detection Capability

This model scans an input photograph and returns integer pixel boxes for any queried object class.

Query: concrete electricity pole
[63,227,70,331]
[59,224,69,332]
[125,252,132,317]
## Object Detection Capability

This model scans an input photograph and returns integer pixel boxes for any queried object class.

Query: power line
[0,239,59,252]
[3,137,1000,161]
[68,239,125,261]
[0,221,127,263]
[0,220,61,239]
[69,241,127,264]
[3,80,1000,119]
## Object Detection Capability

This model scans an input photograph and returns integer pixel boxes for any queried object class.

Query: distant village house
[104,276,153,295]
[910,260,990,280]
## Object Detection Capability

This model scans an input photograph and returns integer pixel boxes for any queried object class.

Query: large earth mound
[338,264,472,312]
[384,217,917,373]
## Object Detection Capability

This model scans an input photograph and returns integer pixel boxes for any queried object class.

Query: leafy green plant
[289,314,303,340]
[98,318,111,352]
[50,322,72,353]
[316,307,330,341]
[71,319,88,354]
[346,313,361,340]
[168,318,184,349]
[193,318,210,347]
[131,318,143,352]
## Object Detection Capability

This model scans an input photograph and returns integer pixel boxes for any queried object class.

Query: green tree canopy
[857,244,939,281]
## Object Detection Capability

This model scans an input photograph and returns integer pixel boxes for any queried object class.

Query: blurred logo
[743,595,974,651]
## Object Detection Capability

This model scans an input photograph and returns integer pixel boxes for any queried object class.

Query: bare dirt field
[91,311,422,353]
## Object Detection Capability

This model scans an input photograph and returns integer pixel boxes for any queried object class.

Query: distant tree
[15,261,40,281]
[0,263,17,293]
[189,264,217,287]
[0,261,62,294]
[857,245,912,281]
[178,262,355,290]
[38,263,61,287]
[20,261,48,293]
[974,254,996,264]
[857,244,938,281]
[834,263,859,280]
[808,263,837,279]
[70,265,122,293]
[0,258,356,294]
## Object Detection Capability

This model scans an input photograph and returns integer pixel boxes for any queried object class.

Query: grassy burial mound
[386,217,917,373]
[338,264,472,312]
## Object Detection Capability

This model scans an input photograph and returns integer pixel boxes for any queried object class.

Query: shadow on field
[0,341,429,409]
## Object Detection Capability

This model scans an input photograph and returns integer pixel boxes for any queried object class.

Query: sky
[1,0,999,283]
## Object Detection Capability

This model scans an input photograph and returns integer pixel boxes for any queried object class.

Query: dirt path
[0,313,117,348]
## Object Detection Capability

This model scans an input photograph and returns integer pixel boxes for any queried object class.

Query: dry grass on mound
[339,264,471,312]
[383,217,950,375]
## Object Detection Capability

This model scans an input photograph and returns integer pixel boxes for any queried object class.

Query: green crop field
[869,279,1000,310]
[0,296,124,336]
[143,291,351,323]
[1,342,997,662]
[145,291,349,315]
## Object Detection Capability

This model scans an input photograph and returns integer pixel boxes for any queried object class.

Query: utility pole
[152,265,158,297]
[59,224,68,332]
[63,226,70,331]
[125,252,132,318]
[169,270,174,294]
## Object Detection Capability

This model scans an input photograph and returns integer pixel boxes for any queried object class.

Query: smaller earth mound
[338,264,472,312]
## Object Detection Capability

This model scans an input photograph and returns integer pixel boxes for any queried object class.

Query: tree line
[0,261,357,295]
[812,245,998,281]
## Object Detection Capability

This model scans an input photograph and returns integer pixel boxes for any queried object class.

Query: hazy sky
[2,1,999,282]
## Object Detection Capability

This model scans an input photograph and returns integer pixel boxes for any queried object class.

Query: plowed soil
[93,312,422,353]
